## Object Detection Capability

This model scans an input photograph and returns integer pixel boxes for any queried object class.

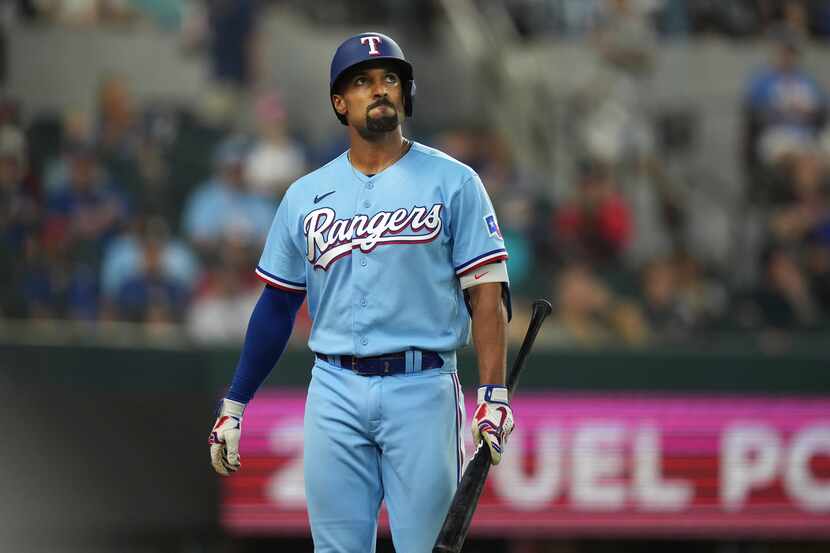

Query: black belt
[315,350,444,376]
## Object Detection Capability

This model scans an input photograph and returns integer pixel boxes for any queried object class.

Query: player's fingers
[211,443,230,476]
[225,430,242,468]
[218,441,240,472]
[222,455,240,473]
[502,418,515,444]
[225,447,241,471]
[471,420,483,445]
[485,432,504,465]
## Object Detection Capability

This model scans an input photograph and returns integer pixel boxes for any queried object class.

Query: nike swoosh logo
[474,272,489,280]
[313,190,336,204]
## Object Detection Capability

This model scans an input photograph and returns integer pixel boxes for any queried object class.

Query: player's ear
[332,94,348,118]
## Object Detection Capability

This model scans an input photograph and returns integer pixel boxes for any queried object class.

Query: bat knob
[532,299,553,317]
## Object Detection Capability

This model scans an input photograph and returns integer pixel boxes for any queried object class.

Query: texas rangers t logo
[360,35,382,55]
[304,204,444,270]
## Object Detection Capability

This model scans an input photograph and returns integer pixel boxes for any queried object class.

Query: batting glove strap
[209,398,246,445]
[477,384,509,405]
[218,398,246,418]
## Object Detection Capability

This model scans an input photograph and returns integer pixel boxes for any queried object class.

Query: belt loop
[332,355,340,367]
[413,350,423,373]
[405,351,414,373]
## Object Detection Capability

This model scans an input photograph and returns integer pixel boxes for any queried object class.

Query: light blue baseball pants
[303,356,465,553]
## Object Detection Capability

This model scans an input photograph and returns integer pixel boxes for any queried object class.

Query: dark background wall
[0,379,217,552]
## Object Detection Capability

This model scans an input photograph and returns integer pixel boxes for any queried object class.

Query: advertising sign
[223,392,830,538]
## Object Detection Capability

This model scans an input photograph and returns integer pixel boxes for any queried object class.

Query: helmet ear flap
[404,79,416,118]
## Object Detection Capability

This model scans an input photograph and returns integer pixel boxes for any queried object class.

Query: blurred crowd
[0,79,315,343]
[9,0,830,40]
[3,1,830,351]
[509,0,830,41]
[10,0,830,43]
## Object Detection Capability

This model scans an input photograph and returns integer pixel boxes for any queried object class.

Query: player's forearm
[226,285,305,403]
[468,282,508,386]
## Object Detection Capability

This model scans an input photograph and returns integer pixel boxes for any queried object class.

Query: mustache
[367,98,396,111]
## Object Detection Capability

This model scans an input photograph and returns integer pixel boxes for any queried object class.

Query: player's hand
[472,384,514,465]
[209,398,246,476]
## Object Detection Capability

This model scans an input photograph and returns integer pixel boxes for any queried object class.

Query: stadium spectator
[21,236,100,320]
[187,263,260,343]
[0,125,37,252]
[561,0,658,166]
[183,0,261,125]
[639,257,686,340]
[553,159,633,266]
[41,0,100,25]
[206,0,259,89]
[595,0,657,77]
[113,229,189,324]
[42,109,95,193]
[97,74,137,154]
[743,30,828,202]
[186,236,260,343]
[432,127,488,173]
[181,136,275,259]
[781,0,811,39]
[672,250,729,334]
[768,147,830,244]
[637,254,726,343]
[244,91,306,199]
[43,142,128,265]
[744,246,821,331]
[684,0,764,37]
[100,215,198,315]
[809,0,830,39]
[0,125,37,316]
[96,73,145,199]
[543,261,647,347]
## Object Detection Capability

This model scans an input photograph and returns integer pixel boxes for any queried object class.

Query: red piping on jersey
[457,254,508,277]
[255,272,306,294]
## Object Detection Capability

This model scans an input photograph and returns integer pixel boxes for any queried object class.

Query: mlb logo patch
[484,214,503,239]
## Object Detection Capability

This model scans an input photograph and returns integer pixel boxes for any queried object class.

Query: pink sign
[222,391,830,538]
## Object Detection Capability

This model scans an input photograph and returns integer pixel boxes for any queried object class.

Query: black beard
[364,112,399,134]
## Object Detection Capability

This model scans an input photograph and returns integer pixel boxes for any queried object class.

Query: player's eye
[385,74,399,85]
[353,76,368,86]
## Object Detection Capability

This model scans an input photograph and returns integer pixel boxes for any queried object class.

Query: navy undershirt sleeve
[226,285,306,403]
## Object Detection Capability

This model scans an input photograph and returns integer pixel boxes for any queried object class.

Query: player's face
[333,65,405,136]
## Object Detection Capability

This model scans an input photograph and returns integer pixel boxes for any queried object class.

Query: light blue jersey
[255,141,508,359]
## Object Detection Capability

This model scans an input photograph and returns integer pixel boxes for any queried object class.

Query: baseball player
[209,32,514,552]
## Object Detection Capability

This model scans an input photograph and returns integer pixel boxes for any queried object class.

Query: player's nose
[369,78,389,97]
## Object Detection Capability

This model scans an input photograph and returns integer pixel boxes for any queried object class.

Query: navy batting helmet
[329,32,415,125]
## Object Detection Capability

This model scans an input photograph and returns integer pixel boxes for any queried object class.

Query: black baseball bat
[433,299,553,553]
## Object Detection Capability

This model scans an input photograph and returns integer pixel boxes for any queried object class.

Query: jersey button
[363,200,370,208]
[360,297,367,307]
[360,258,367,267]
[361,336,368,346]
[366,183,374,190]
